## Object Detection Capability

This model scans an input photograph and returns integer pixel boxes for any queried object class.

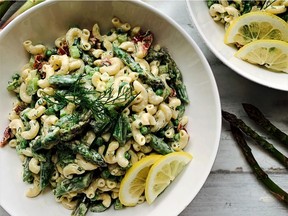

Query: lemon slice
[145,152,192,204]
[224,11,288,46]
[119,154,162,206]
[235,39,288,73]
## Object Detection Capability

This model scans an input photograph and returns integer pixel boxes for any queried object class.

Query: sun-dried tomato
[0,127,12,147]
[57,43,70,56]
[133,30,153,50]
[33,54,45,70]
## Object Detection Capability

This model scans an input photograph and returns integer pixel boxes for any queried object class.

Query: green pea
[155,88,163,96]
[140,126,150,135]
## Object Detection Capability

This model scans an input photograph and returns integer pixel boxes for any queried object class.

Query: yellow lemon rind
[235,39,288,73]
[119,154,162,207]
[224,11,288,45]
[144,152,192,205]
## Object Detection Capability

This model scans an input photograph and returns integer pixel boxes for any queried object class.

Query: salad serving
[0,17,191,215]
[207,0,288,73]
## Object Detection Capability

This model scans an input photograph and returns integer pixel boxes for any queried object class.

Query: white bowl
[187,0,288,91]
[0,1,221,216]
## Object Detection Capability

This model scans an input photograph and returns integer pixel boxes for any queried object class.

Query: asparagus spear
[57,111,92,141]
[113,45,143,72]
[90,202,108,212]
[71,196,90,216]
[0,0,15,21]
[1,0,44,29]
[148,134,174,155]
[54,172,93,197]
[230,124,288,204]
[160,48,189,104]
[7,73,21,91]
[22,157,34,184]
[242,103,288,145]
[39,150,54,190]
[49,74,81,87]
[113,45,165,89]
[222,110,288,168]
[112,113,130,146]
[56,147,75,168]
[146,47,189,104]
[62,141,107,167]
[114,198,124,210]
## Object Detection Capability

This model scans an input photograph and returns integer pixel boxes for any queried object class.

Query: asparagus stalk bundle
[0,0,44,29]
[230,124,288,204]
[0,0,15,21]
[222,110,288,168]
[242,103,288,146]
[223,104,288,206]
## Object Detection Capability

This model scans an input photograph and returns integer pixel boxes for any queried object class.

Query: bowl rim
[0,0,222,215]
[186,0,288,92]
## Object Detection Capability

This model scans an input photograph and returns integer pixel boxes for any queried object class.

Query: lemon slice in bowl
[145,152,193,204]
[224,11,288,46]
[235,39,288,73]
[119,154,162,206]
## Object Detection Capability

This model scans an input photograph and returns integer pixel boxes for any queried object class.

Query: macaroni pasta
[1,16,190,215]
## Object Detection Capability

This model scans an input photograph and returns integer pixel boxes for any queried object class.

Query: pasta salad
[0,17,189,215]
[207,0,288,29]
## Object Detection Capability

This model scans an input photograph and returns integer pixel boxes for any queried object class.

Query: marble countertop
[1,1,288,216]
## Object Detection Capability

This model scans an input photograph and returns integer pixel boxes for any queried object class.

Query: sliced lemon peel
[235,39,288,73]
[224,11,288,46]
[145,152,192,204]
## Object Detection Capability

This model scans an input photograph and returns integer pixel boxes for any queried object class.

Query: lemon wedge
[235,39,288,73]
[119,154,162,206]
[145,152,192,204]
[224,11,288,46]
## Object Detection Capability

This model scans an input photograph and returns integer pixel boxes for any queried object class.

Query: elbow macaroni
[2,16,190,213]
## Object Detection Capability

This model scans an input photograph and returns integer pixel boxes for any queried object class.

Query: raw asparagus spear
[230,124,288,204]
[222,110,288,168]
[148,134,174,155]
[242,103,288,145]
[62,141,106,167]
[0,0,15,20]
[1,0,44,29]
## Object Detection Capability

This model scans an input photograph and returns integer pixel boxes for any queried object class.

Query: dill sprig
[46,75,136,121]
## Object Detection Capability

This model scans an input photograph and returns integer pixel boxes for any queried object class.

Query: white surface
[0,1,221,216]
[186,0,288,91]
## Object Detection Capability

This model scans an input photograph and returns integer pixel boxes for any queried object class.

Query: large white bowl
[0,1,221,216]
[187,0,288,91]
